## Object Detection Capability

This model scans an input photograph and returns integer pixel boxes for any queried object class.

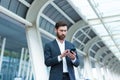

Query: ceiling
[70,0,120,60]
[70,0,120,72]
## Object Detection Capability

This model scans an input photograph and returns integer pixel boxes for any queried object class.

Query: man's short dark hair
[55,21,67,29]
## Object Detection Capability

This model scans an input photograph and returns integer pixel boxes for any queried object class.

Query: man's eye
[60,30,62,31]
[60,30,67,32]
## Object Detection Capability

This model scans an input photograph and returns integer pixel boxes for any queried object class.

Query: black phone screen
[70,48,76,53]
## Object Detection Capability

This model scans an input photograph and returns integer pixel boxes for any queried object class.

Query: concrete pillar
[95,62,103,80]
[74,67,81,80]
[110,71,115,80]
[103,66,110,80]
[26,26,48,80]
[107,69,114,80]
[83,56,94,80]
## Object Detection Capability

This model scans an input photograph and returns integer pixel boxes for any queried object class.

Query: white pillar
[110,64,118,80]
[0,38,6,72]
[26,26,48,80]
[74,67,81,80]
[103,66,109,80]
[114,72,118,80]
[95,62,103,80]
[110,69,117,80]
[29,67,33,80]
[18,48,24,77]
[110,71,115,80]
[84,56,93,80]
[106,69,112,80]
[107,69,114,80]
[25,59,30,80]
[21,49,28,78]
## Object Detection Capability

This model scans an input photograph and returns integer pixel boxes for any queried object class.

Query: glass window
[70,0,120,60]
[92,45,99,52]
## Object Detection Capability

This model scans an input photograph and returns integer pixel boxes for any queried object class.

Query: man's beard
[57,33,65,40]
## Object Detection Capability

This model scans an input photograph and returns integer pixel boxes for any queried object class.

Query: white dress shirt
[56,39,68,73]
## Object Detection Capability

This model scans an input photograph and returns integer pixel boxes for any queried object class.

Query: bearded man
[44,21,80,80]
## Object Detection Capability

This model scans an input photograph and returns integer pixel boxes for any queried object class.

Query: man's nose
[62,31,66,34]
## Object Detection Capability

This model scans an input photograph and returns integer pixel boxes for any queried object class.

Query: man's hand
[67,51,76,60]
[60,49,69,59]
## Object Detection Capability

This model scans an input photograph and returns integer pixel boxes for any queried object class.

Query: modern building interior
[0,0,120,80]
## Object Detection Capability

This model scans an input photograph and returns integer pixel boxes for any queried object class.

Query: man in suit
[44,21,80,80]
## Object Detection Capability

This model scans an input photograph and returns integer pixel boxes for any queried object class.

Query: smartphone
[70,48,76,53]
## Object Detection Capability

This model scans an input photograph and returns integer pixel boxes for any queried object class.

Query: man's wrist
[58,55,62,62]
[72,57,76,63]
[60,54,63,59]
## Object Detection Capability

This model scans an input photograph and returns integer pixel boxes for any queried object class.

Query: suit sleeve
[44,43,61,67]
[71,44,80,67]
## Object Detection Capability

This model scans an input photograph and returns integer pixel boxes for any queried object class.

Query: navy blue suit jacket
[44,40,80,80]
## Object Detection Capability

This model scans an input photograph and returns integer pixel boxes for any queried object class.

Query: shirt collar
[56,38,65,44]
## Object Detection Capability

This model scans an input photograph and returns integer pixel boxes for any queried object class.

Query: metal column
[25,59,30,80]
[21,49,28,78]
[18,48,25,77]
[0,38,6,72]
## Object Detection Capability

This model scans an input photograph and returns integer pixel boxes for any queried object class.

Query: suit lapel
[65,40,69,50]
[53,40,61,55]
[53,40,69,55]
